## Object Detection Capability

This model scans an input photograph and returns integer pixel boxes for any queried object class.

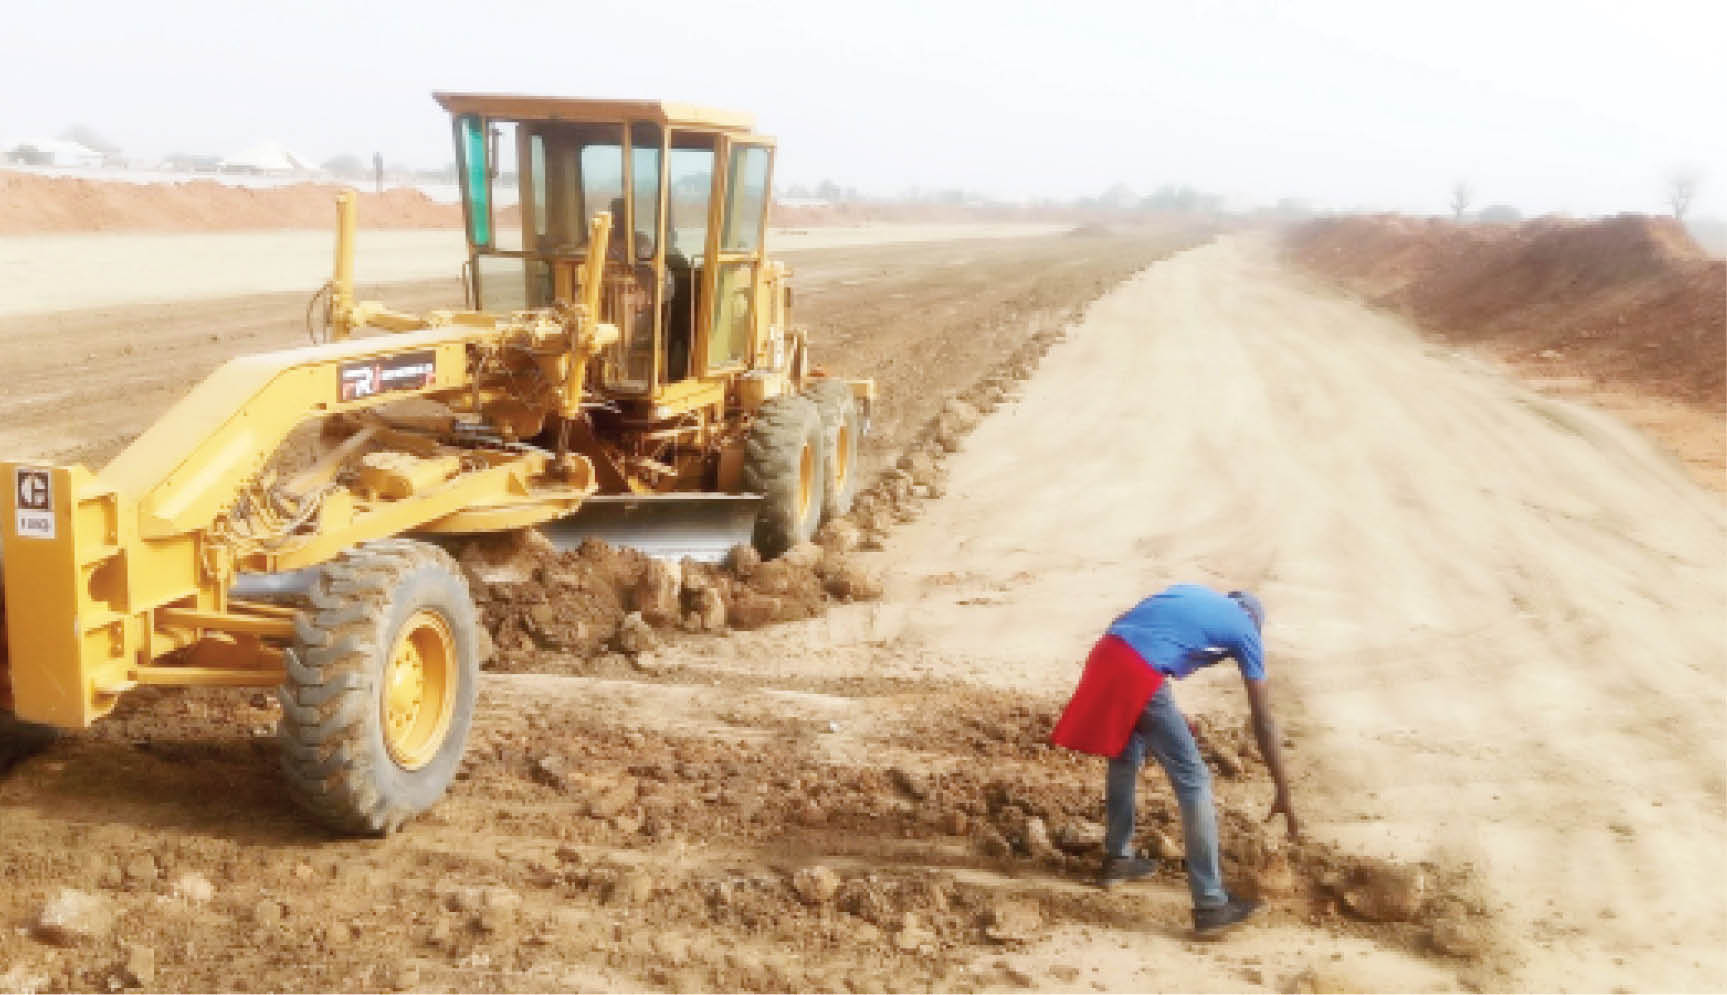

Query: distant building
[223,140,313,175]
[8,137,104,168]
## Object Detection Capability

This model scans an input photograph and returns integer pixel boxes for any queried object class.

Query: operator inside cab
[606,195,679,382]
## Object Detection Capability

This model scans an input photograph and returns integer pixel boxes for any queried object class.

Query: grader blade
[540,494,761,563]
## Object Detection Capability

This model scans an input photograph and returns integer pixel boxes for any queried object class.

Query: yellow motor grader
[0,93,871,832]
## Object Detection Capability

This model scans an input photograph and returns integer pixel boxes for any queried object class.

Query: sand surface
[0,224,1066,317]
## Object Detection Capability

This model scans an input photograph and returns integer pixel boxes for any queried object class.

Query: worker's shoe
[1192,894,1263,939]
[1098,852,1157,889]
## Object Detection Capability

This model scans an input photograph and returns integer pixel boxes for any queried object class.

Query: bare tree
[1667,170,1701,221]
[1450,181,1472,222]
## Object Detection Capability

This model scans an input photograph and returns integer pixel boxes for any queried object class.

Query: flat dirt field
[3,227,1725,994]
[0,223,1067,318]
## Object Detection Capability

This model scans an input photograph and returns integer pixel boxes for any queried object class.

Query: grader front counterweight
[0,92,877,834]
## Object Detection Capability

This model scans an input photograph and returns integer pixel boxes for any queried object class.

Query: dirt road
[2,232,1722,993]
[884,235,1727,990]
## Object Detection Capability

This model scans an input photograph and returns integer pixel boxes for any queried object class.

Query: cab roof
[432,92,757,133]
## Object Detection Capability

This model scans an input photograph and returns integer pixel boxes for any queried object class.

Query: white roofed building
[223,140,312,175]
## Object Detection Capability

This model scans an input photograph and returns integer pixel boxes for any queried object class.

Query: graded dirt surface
[4,231,1726,994]
[0,228,1180,475]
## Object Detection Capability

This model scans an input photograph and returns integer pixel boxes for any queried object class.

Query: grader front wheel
[279,539,480,835]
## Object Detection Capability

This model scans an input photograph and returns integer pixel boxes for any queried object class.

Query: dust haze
[1,0,1723,219]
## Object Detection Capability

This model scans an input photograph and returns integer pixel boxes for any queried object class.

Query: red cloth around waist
[1049,634,1165,757]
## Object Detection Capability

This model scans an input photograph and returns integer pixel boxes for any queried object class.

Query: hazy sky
[5,0,1722,216]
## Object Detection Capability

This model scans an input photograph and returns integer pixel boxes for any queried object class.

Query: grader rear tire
[744,394,826,557]
[279,539,480,835]
[807,379,861,522]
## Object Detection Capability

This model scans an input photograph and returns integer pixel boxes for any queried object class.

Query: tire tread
[279,540,476,835]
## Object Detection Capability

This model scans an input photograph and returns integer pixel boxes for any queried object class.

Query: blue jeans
[1105,682,1228,909]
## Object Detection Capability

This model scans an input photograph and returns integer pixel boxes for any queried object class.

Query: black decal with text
[339,350,437,401]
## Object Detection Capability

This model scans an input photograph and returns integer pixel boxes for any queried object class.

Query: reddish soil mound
[1287,214,1726,407]
[0,170,465,233]
[461,532,837,673]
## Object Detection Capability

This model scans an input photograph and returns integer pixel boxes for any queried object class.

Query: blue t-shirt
[1106,584,1265,680]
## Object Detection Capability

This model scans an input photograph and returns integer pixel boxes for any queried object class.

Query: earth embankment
[0,170,1150,235]
[1286,214,1725,485]
[1287,213,1723,406]
[0,171,465,233]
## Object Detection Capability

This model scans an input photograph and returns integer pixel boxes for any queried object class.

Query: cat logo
[13,467,54,540]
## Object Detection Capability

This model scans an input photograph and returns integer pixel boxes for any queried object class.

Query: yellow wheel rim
[797,441,815,522]
[833,423,851,493]
[381,610,457,771]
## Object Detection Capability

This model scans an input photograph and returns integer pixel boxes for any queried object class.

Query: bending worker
[1050,584,1297,938]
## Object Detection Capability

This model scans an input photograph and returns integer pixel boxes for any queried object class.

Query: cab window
[667,134,715,264]
[629,122,663,262]
[458,115,490,247]
[580,139,624,245]
[721,144,771,253]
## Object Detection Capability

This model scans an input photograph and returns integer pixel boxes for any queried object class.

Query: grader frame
[0,93,871,832]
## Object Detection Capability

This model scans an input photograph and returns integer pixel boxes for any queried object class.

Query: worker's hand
[1266,790,1300,841]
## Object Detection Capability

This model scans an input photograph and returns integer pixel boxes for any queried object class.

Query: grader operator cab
[432,93,869,557]
[0,93,871,833]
